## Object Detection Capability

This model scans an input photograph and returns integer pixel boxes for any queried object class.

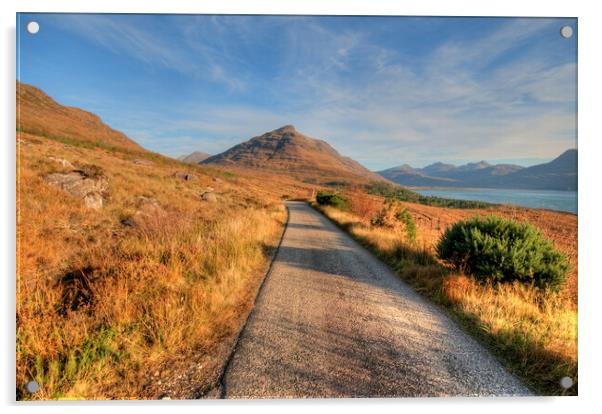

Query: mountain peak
[274,125,296,134]
[203,125,385,185]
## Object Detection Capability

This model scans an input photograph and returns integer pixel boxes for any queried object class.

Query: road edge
[308,201,535,396]
[205,202,291,399]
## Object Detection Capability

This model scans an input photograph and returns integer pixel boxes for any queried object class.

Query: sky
[17,14,577,170]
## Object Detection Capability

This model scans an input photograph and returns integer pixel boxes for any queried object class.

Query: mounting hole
[560,25,573,39]
[559,376,574,389]
[25,380,40,393]
[26,21,40,34]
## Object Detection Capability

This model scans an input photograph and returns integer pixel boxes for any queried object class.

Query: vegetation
[367,181,493,209]
[17,126,175,166]
[17,131,288,399]
[369,200,417,244]
[315,191,349,211]
[437,216,569,291]
[313,194,577,396]
[396,208,417,244]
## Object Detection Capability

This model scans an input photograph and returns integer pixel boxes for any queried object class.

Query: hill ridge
[17,81,143,151]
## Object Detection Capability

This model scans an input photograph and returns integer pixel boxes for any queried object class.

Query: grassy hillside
[15,84,319,399]
[17,82,143,152]
[17,131,296,399]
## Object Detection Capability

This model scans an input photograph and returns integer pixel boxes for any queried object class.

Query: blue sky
[17,14,577,169]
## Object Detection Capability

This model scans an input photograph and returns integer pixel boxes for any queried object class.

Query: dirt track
[221,201,531,398]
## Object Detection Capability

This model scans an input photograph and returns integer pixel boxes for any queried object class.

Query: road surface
[221,201,531,398]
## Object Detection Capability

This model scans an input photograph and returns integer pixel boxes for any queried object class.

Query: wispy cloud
[42,15,576,168]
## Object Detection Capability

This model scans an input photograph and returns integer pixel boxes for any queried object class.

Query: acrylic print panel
[16,13,577,400]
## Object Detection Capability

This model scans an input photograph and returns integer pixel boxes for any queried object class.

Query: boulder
[120,218,136,227]
[135,196,164,217]
[133,159,153,166]
[45,171,108,209]
[201,192,217,202]
[48,156,74,168]
[174,172,196,181]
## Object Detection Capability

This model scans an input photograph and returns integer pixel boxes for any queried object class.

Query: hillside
[203,125,386,185]
[16,85,316,400]
[378,150,576,191]
[17,81,143,151]
[178,151,211,164]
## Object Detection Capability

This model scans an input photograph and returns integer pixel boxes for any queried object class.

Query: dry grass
[17,132,290,399]
[315,200,578,396]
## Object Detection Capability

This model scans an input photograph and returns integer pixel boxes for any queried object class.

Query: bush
[396,208,417,244]
[316,192,348,210]
[370,201,417,244]
[436,215,569,291]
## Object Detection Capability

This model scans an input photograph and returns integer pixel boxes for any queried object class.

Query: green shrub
[316,192,348,210]
[436,215,569,291]
[395,208,417,244]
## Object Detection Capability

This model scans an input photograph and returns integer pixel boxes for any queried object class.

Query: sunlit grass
[315,203,577,395]
[17,132,287,399]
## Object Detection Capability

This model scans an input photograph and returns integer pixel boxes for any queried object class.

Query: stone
[201,192,217,202]
[120,218,136,227]
[135,196,164,217]
[174,172,196,181]
[45,171,108,209]
[133,159,153,166]
[48,156,74,168]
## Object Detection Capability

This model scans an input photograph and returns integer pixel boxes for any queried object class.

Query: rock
[83,193,105,209]
[174,172,196,181]
[120,218,136,227]
[133,159,153,166]
[48,156,74,168]
[212,177,221,183]
[45,171,108,209]
[201,192,217,202]
[135,196,164,217]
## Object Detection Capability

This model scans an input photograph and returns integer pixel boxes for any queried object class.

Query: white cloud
[50,15,576,169]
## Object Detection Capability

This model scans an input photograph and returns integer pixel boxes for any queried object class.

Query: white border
[3,1,601,413]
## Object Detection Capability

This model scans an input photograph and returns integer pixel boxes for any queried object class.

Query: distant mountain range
[178,151,210,164]
[378,149,577,191]
[202,125,386,185]
[18,81,576,192]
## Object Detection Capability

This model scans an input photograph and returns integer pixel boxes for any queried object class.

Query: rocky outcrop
[45,170,108,209]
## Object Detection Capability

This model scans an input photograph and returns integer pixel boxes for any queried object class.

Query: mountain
[178,151,211,164]
[479,149,577,191]
[202,125,385,185]
[378,150,576,191]
[17,81,143,151]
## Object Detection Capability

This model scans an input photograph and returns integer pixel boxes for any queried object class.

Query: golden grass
[17,132,288,399]
[316,202,578,396]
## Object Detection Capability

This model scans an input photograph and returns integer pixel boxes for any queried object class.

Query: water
[414,188,577,214]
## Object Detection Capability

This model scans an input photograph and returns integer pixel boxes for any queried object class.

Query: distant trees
[366,182,493,209]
